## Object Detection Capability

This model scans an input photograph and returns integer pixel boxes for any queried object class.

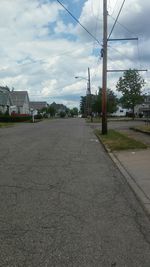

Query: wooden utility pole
[86,67,91,116]
[102,0,107,134]
[88,67,91,94]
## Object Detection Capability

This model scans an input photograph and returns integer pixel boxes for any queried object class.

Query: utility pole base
[102,115,107,135]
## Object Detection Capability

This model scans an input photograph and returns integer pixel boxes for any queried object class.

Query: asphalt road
[0,118,150,266]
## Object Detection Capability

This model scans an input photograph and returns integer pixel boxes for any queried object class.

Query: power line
[108,0,126,39]
[108,14,135,36]
[15,43,92,69]
[111,0,119,16]
[56,0,100,45]
[29,80,85,97]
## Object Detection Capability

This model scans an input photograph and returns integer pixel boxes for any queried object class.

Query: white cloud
[0,0,149,109]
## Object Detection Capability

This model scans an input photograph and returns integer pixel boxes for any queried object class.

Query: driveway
[0,119,150,266]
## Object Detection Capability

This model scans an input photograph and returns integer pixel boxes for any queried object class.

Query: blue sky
[0,0,149,108]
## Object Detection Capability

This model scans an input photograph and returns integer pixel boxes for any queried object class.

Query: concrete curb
[108,151,150,218]
[94,130,150,218]
[96,133,150,218]
[130,127,150,136]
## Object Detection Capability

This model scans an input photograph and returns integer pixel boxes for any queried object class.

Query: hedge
[0,115,32,122]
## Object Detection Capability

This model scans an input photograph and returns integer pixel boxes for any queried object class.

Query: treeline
[80,69,145,117]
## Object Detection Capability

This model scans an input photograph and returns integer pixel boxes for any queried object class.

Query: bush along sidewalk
[95,129,147,152]
[0,115,32,122]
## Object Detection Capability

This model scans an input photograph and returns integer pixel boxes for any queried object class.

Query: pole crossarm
[107,69,148,72]
[107,38,138,41]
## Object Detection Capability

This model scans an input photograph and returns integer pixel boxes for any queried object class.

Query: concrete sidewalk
[110,148,150,217]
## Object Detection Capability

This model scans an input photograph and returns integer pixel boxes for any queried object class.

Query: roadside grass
[86,116,132,123]
[0,122,14,128]
[95,129,147,151]
[86,117,101,123]
[130,125,150,134]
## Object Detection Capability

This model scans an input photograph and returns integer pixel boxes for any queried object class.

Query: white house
[111,105,129,117]
[135,95,150,117]
[0,86,14,114]
[30,101,48,115]
[10,91,30,114]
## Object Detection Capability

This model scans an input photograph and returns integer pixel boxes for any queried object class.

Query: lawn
[131,125,150,134]
[86,117,132,123]
[0,122,14,128]
[95,129,147,151]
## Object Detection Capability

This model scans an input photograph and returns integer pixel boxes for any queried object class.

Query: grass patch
[95,129,147,151]
[131,125,150,133]
[0,122,14,128]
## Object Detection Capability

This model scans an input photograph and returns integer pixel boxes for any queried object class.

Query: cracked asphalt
[0,118,150,266]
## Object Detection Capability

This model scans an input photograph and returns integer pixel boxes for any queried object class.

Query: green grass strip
[0,123,14,128]
[95,129,147,151]
[132,125,150,133]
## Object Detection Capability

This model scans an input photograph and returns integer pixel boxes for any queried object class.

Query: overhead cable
[108,14,134,36]
[56,0,100,45]
[108,0,126,40]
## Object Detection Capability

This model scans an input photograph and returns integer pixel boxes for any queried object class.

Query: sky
[0,0,150,108]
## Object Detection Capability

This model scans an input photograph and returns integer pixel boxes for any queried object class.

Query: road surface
[0,118,150,266]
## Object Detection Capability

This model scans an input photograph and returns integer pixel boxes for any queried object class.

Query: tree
[70,107,78,117]
[59,111,66,118]
[116,69,145,117]
[92,87,118,115]
[48,106,56,117]
[80,96,87,116]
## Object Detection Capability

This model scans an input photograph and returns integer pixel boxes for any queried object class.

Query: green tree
[92,88,118,115]
[80,96,87,116]
[116,69,145,117]
[70,107,78,117]
[59,111,66,118]
[48,106,56,117]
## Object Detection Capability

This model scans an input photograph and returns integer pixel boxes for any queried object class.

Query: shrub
[34,114,43,119]
[0,115,32,122]
[59,111,66,118]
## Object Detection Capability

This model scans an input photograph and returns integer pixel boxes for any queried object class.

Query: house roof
[30,101,48,110]
[10,91,29,107]
[51,102,67,112]
[0,86,13,106]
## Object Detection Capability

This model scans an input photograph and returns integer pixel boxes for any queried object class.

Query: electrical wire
[108,0,126,39]
[15,43,92,69]
[108,14,135,36]
[56,0,101,45]
[29,80,85,97]
[108,44,126,58]
[111,0,119,16]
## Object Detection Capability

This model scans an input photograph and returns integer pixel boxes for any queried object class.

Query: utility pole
[88,67,91,94]
[87,67,91,95]
[102,0,108,134]
[86,67,91,116]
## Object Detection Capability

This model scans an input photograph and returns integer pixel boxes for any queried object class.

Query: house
[135,95,150,117]
[111,105,129,117]
[0,86,14,115]
[50,102,67,113]
[10,91,30,114]
[30,101,48,114]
